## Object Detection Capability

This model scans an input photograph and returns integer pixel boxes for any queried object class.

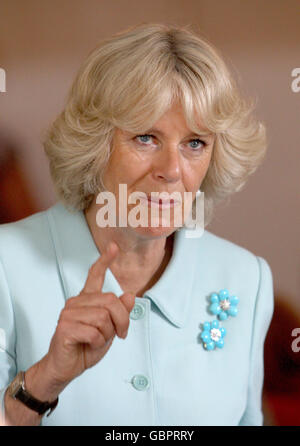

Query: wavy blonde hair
[43,22,267,227]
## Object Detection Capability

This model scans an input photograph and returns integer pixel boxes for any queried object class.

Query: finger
[72,291,134,338]
[59,306,117,341]
[59,320,107,350]
[81,242,119,294]
[119,291,136,314]
[97,292,135,338]
[65,291,136,338]
[66,290,135,312]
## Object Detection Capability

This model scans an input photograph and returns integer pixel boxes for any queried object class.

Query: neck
[84,201,175,296]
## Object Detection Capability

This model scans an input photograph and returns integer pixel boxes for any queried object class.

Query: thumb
[119,291,136,312]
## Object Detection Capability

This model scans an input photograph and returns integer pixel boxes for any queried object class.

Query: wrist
[25,357,65,403]
[5,361,61,425]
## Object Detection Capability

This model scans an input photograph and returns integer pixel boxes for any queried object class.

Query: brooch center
[210,328,221,342]
[220,299,230,311]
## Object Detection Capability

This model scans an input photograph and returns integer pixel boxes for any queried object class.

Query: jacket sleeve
[238,256,274,426]
[0,256,17,423]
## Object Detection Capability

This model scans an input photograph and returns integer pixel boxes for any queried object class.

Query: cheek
[183,158,211,192]
[103,148,150,190]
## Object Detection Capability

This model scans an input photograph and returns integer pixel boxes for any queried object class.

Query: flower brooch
[209,289,239,320]
[200,320,226,351]
[200,289,239,351]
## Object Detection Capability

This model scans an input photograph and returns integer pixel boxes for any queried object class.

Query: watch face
[9,373,23,398]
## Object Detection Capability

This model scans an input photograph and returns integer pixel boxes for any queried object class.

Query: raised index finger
[81,242,119,294]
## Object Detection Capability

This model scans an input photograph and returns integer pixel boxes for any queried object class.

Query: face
[101,102,215,239]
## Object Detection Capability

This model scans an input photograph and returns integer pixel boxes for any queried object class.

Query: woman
[0,23,273,426]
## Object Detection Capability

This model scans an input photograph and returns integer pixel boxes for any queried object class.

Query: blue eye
[136,134,154,144]
[188,139,206,150]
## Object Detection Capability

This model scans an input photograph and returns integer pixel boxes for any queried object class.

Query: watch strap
[10,371,59,417]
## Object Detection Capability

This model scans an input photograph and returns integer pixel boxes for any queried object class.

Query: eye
[187,139,207,151]
[135,134,155,145]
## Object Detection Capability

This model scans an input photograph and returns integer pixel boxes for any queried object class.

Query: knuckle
[58,308,68,323]
[58,305,76,324]
[55,319,69,337]
[66,296,77,307]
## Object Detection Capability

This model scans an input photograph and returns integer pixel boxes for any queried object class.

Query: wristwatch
[8,371,59,417]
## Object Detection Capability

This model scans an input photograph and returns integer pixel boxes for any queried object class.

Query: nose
[151,145,181,184]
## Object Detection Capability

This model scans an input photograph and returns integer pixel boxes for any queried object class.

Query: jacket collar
[47,202,204,328]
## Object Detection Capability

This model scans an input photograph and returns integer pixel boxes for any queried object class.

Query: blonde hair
[43,22,267,227]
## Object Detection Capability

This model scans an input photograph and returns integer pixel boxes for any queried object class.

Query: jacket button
[130,302,145,320]
[131,374,150,391]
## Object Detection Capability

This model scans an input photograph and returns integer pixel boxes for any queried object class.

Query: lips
[139,194,181,208]
[148,196,178,204]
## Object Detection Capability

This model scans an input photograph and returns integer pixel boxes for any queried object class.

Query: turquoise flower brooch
[200,320,226,351]
[209,289,239,320]
[200,289,239,351]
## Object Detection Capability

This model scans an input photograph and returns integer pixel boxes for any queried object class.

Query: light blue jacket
[0,202,274,426]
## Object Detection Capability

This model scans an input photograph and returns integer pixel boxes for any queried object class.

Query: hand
[40,242,135,393]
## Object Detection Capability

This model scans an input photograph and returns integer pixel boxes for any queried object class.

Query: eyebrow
[144,127,214,139]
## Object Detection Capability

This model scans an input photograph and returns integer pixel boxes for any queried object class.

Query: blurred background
[0,0,299,425]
